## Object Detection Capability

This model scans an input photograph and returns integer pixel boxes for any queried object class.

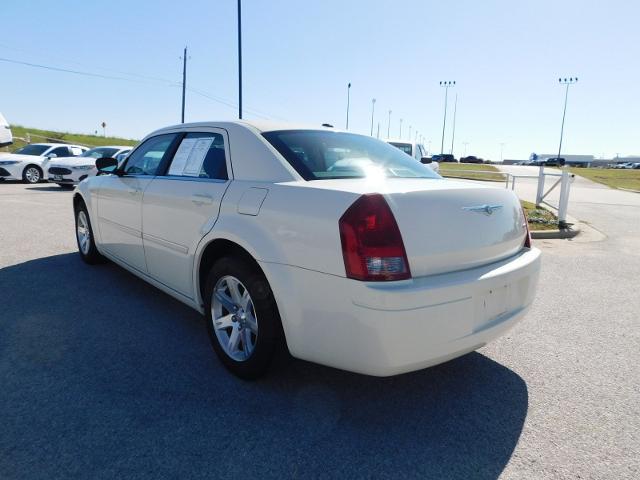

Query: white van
[0,112,13,147]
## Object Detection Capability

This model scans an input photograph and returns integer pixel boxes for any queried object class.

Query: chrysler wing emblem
[462,204,503,216]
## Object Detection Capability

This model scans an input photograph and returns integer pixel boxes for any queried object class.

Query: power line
[0,54,286,121]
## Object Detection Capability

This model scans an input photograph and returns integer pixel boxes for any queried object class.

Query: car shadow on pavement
[0,254,528,480]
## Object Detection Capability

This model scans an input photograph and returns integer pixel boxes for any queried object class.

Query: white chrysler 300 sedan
[73,121,540,379]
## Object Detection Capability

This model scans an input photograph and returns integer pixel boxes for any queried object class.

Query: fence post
[535,164,545,206]
[557,167,571,228]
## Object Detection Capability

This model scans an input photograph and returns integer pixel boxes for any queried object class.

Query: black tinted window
[166,132,228,180]
[49,147,71,157]
[124,134,177,176]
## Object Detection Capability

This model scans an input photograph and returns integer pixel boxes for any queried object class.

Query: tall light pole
[181,46,188,123]
[462,142,470,157]
[345,83,351,130]
[370,98,376,136]
[237,0,243,119]
[557,77,578,162]
[387,110,392,138]
[500,142,506,163]
[408,125,412,141]
[439,80,455,154]
[415,130,419,143]
[399,118,403,138]
[450,93,458,156]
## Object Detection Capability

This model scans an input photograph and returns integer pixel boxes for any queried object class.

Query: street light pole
[556,77,578,163]
[450,93,458,156]
[181,46,187,123]
[500,142,506,163]
[439,80,455,154]
[387,110,392,138]
[408,125,412,141]
[370,98,376,136]
[399,118,403,138]
[462,142,469,157]
[237,0,243,119]
[345,83,351,130]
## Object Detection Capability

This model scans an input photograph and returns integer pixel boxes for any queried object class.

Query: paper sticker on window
[168,137,214,177]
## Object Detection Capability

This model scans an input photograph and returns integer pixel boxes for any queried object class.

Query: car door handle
[191,194,214,205]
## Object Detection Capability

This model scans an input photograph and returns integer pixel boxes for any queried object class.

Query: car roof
[152,120,344,135]
[385,138,415,145]
[87,145,132,150]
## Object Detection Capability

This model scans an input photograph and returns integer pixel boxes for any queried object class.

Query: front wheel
[75,204,106,264]
[204,256,283,379]
[22,165,42,184]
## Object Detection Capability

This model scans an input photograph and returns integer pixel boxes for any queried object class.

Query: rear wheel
[75,203,106,264]
[204,256,283,379]
[22,165,42,184]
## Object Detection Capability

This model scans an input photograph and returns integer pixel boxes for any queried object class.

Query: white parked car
[73,121,540,379]
[386,139,439,173]
[46,145,132,188]
[0,112,12,147]
[0,143,87,183]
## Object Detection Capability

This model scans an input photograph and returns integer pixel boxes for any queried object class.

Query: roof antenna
[321,123,334,128]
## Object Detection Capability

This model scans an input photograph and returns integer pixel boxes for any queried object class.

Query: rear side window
[123,134,178,176]
[166,132,228,180]
[49,146,71,157]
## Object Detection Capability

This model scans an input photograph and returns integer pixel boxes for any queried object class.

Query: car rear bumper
[262,247,541,376]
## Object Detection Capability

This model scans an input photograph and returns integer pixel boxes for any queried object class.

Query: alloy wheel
[211,275,259,362]
[25,167,40,183]
[76,211,91,255]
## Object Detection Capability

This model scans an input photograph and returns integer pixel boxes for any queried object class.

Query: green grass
[439,162,505,182]
[1,125,139,152]
[568,167,640,191]
[521,200,558,231]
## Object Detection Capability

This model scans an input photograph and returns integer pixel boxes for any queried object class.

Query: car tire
[22,165,42,184]
[204,256,284,379]
[74,202,106,264]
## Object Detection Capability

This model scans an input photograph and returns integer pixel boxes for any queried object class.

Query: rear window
[263,130,439,181]
[388,142,413,156]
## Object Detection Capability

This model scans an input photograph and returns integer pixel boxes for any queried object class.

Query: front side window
[48,146,71,157]
[166,132,228,180]
[82,147,120,159]
[123,134,178,176]
[13,144,50,156]
[264,131,440,181]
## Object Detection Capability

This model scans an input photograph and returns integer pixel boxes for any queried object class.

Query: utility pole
[345,83,351,130]
[387,110,392,138]
[439,80,455,154]
[370,98,376,136]
[450,93,458,156]
[408,125,412,141]
[463,142,470,157]
[399,118,403,138]
[181,46,187,123]
[376,122,380,139]
[237,0,243,119]
[500,142,506,163]
[556,77,578,163]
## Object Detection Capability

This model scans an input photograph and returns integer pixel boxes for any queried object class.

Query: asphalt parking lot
[1,180,638,479]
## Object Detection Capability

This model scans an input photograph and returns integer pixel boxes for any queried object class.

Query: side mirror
[48,153,57,159]
[95,157,119,175]
[420,157,433,164]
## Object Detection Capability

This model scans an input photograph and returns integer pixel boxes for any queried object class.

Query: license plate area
[474,285,508,329]
[53,175,63,181]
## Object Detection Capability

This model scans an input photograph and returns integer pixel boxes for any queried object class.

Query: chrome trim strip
[97,216,141,238]
[142,232,189,254]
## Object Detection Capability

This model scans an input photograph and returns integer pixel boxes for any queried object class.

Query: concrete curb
[531,225,580,239]
[618,187,640,194]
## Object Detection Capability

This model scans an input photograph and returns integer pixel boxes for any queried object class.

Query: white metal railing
[442,165,574,227]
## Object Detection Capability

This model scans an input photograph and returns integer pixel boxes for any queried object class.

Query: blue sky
[1,0,638,160]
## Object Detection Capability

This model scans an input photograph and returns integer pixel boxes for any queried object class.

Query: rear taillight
[522,207,532,248]
[339,194,411,281]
